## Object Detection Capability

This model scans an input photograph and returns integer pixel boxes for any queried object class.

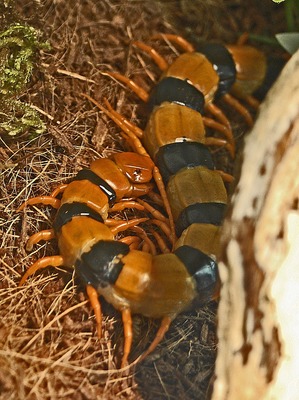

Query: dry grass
[0,0,286,399]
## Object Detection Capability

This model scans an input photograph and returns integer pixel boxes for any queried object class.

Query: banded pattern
[19,34,283,368]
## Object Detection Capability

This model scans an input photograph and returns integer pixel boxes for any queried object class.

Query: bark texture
[212,49,299,400]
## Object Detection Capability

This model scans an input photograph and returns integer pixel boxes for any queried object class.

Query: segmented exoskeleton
[18,33,282,368]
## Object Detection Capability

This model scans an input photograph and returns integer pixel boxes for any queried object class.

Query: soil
[0,1,287,399]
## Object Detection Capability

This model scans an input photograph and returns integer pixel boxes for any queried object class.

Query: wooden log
[212,49,299,400]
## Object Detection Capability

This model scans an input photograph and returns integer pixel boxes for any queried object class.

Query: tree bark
[212,49,299,400]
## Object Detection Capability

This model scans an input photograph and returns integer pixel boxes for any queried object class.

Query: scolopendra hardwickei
[18,33,281,368]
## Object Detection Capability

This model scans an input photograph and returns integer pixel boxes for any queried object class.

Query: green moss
[0,23,50,138]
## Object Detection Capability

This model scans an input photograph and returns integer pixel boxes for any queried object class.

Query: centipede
[18,33,283,368]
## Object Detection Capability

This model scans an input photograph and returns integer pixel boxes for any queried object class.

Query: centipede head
[113,152,154,183]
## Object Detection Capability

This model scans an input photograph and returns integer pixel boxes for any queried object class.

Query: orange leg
[81,94,149,157]
[26,229,55,252]
[17,196,61,212]
[243,94,260,110]
[50,184,68,198]
[205,136,235,158]
[86,284,102,340]
[133,41,169,71]
[19,255,64,286]
[147,191,164,207]
[215,170,234,183]
[202,116,235,148]
[151,229,170,254]
[223,93,253,126]
[103,98,143,138]
[152,166,176,245]
[130,226,157,256]
[119,235,142,250]
[108,217,149,235]
[137,198,169,224]
[140,316,172,362]
[205,102,232,130]
[100,72,149,102]
[151,33,195,53]
[121,308,133,368]
[109,200,145,213]
[142,242,151,253]
[150,218,172,240]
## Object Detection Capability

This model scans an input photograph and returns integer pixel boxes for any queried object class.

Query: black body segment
[155,142,215,184]
[75,241,130,288]
[174,245,219,302]
[148,76,205,113]
[195,42,236,98]
[73,169,117,204]
[53,202,104,232]
[175,202,226,236]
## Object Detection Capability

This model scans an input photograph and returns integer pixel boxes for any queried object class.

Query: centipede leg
[109,200,145,213]
[133,41,169,71]
[222,93,253,125]
[19,255,64,286]
[152,166,176,244]
[151,33,195,53]
[202,116,235,149]
[137,198,169,224]
[242,94,260,110]
[25,229,55,251]
[205,136,235,158]
[86,284,102,340]
[17,196,61,212]
[50,184,68,198]
[205,102,232,130]
[140,316,172,362]
[100,72,149,102]
[215,170,234,183]
[130,226,157,255]
[108,217,149,235]
[103,98,143,138]
[150,229,170,254]
[119,235,142,250]
[121,308,133,368]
